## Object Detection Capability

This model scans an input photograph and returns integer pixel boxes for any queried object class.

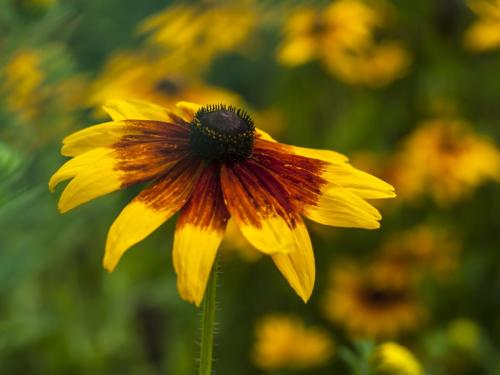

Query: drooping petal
[220,161,304,255]
[271,219,315,302]
[103,156,203,271]
[252,141,392,229]
[173,163,229,306]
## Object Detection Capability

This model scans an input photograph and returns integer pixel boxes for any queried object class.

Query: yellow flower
[252,314,334,370]
[388,118,500,205]
[380,226,461,280]
[2,49,45,120]
[372,342,423,375]
[138,2,256,66]
[89,50,241,116]
[49,100,395,306]
[322,261,424,338]
[1,47,87,148]
[277,0,409,87]
[464,0,500,52]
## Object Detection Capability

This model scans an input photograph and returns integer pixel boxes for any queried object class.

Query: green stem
[198,264,218,375]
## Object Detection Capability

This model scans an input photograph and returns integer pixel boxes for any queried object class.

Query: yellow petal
[61,121,139,157]
[271,220,315,302]
[49,148,123,213]
[255,128,276,142]
[103,99,172,121]
[104,201,173,271]
[104,157,203,271]
[236,217,298,255]
[173,224,224,306]
[172,163,229,306]
[290,145,349,164]
[61,118,190,157]
[305,185,382,229]
[277,36,317,66]
[324,163,396,199]
[175,101,201,121]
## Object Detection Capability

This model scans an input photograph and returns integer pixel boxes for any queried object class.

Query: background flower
[252,314,334,371]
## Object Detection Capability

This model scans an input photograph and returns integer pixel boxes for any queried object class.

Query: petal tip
[299,290,312,304]
[193,296,203,308]
[48,181,56,193]
[57,202,70,214]
[178,287,203,307]
[102,256,117,273]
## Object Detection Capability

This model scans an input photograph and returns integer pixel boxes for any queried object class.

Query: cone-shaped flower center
[190,104,255,162]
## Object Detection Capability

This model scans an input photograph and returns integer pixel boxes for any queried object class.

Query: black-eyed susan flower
[380,226,461,281]
[387,118,500,205]
[89,50,241,117]
[322,261,424,338]
[252,314,334,371]
[49,100,395,306]
[277,0,410,87]
[138,2,256,65]
[372,342,423,375]
[464,0,500,53]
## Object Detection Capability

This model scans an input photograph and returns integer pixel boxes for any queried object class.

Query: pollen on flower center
[190,104,255,162]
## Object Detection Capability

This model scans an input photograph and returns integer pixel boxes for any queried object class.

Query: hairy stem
[198,263,218,375]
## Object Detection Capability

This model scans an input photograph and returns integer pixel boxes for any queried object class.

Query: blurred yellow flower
[322,261,424,338]
[138,2,256,67]
[2,49,44,120]
[323,42,410,88]
[388,118,500,205]
[372,342,423,375]
[277,0,410,87]
[380,225,461,280]
[1,47,87,148]
[89,50,241,117]
[252,314,334,371]
[464,0,500,52]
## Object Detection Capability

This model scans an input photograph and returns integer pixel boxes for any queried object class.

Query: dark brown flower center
[155,78,182,95]
[360,285,409,307]
[189,104,255,163]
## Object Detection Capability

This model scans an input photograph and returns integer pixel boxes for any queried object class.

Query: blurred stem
[339,341,375,375]
[198,263,218,375]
